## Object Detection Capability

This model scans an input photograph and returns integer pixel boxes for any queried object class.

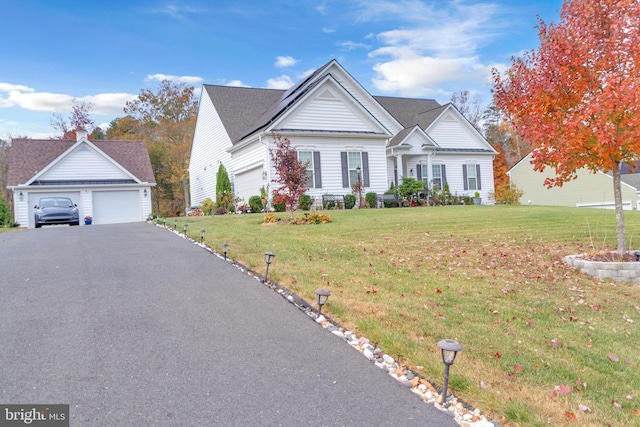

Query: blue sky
[0,0,563,139]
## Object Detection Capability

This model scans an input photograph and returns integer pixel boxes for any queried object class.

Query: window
[418,164,446,189]
[296,151,322,188]
[463,164,481,191]
[297,151,314,187]
[348,152,362,186]
[341,152,369,188]
[432,164,443,189]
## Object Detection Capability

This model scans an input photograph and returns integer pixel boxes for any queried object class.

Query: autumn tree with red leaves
[493,0,640,254]
[50,99,96,140]
[269,133,310,217]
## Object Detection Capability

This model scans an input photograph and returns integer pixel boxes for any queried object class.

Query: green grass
[175,206,640,426]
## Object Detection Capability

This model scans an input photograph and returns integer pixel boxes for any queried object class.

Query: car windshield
[40,198,73,208]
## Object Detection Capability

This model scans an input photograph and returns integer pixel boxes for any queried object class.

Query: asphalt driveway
[0,223,456,426]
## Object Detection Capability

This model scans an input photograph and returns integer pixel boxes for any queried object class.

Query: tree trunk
[183,176,190,215]
[612,166,626,255]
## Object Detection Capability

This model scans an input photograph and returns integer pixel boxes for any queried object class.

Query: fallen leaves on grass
[578,404,591,413]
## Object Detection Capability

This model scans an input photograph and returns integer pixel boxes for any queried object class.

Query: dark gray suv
[34,197,80,228]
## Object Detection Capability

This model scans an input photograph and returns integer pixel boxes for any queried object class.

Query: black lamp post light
[199,229,205,244]
[356,165,363,207]
[264,252,276,283]
[222,243,228,260]
[315,289,331,319]
[183,223,188,235]
[437,339,463,405]
[163,218,166,228]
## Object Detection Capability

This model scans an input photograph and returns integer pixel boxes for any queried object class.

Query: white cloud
[144,4,203,21]
[0,82,135,116]
[322,27,335,33]
[266,75,295,89]
[0,83,34,93]
[298,69,317,79]
[339,41,370,51]
[275,56,298,68]
[371,54,470,97]
[145,74,204,84]
[225,80,248,87]
[83,93,138,115]
[348,0,509,99]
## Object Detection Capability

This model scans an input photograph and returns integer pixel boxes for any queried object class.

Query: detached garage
[7,131,156,228]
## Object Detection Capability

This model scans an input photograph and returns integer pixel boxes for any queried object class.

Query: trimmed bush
[248,195,263,213]
[0,195,11,227]
[299,194,313,210]
[365,192,377,208]
[344,194,356,209]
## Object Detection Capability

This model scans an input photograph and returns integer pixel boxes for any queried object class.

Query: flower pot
[84,220,92,225]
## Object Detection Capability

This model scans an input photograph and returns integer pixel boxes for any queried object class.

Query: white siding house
[189,60,496,208]
[7,131,156,227]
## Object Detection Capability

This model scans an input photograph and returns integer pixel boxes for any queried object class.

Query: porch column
[397,154,404,184]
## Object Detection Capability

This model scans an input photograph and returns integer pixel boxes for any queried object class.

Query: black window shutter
[362,152,370,187]
[341,152,349,188]
[442,165,447,186]
[313,151,322,188]
[417,165,422,180]
[476,164,482,190]
[463,165,468,190]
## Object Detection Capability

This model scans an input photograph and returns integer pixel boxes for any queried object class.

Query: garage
[8,134,156,228]
[234,167,264,204]
[92,190,141,225]
[27,191,82,228]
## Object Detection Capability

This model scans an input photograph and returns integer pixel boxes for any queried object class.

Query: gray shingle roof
[203,85,285,143]
[374,96,443,129]
[202,60,449,147]
[7,139,155,186]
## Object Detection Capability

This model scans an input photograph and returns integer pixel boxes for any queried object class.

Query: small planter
[84,216,92,225]
[473,198,482,205]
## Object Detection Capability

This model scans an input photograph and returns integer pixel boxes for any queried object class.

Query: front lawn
[176,206,640,426]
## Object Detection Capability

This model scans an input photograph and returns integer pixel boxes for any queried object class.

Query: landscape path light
[174,219,177,230]
[264,252,276,283]
[222,243,228,260]
[437,339,463,405]
[315,289,331,319]
[163,218,166,228]
[183,223,188,235]
[200,229,205,244]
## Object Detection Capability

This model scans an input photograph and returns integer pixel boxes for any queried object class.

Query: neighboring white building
[189,59,496,207]
[7,131,156,227]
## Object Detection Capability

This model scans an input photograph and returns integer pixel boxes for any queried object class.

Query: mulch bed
[578,252,638,262]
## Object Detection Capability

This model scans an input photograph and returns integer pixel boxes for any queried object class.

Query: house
[189,59,496,208]
[7,130,156,227]
[508,152,640,209]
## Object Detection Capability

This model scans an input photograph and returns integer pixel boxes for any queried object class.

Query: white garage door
[234,168,264,205]
[28,191,82,228]
[93,190,141,224]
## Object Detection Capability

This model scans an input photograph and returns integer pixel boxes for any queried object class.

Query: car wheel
[35,221,41,228]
